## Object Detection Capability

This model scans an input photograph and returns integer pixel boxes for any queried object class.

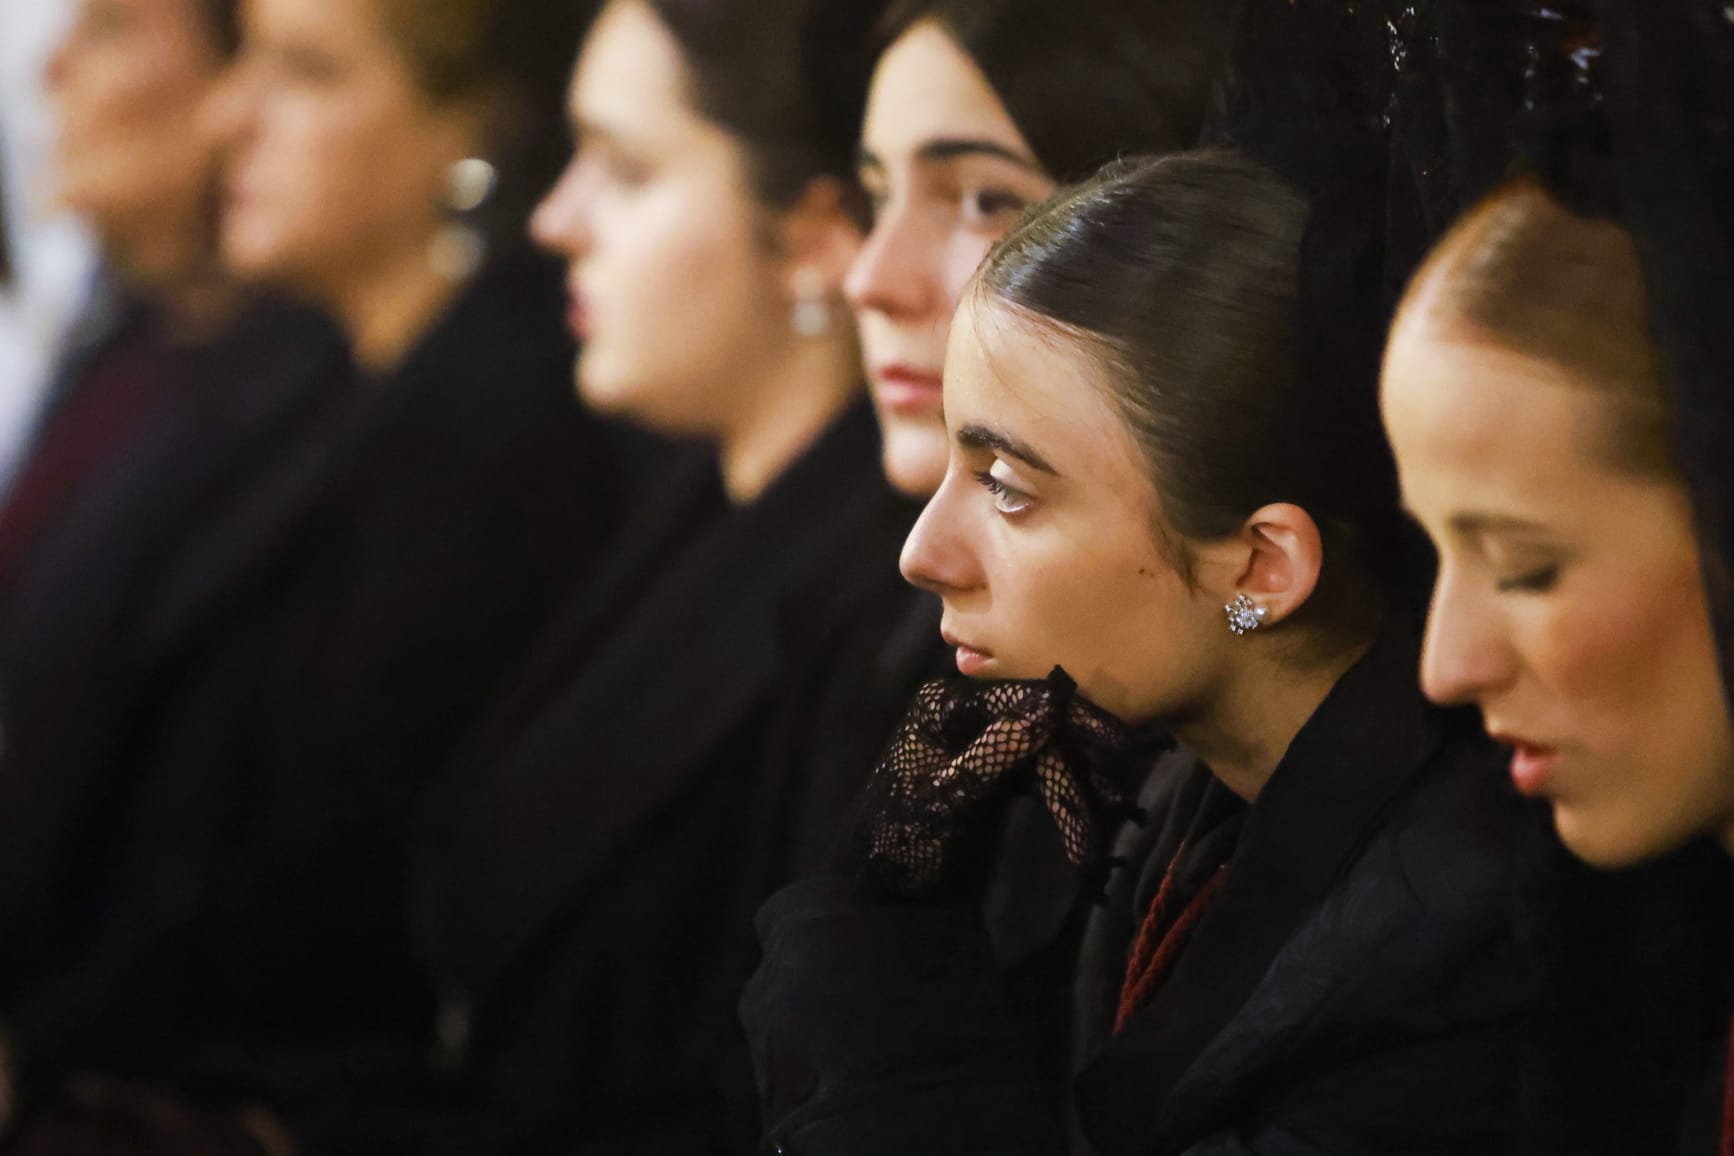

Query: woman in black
[0,0,635,1146]
[0,0,347,840]
[377,0,941,1151]
[1382,6,1734,1144]
[744,150,1530,1154]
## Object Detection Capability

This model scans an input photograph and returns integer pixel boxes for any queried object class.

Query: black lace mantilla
[850,667,1164,901]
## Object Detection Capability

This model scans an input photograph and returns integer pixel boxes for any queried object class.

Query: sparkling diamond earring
[1225,593,1268,636]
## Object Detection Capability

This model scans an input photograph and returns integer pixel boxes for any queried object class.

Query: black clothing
[0,247,638,1105]
[0,298,345,822]
[744,629,1531,1155]
[311,398,945,1155]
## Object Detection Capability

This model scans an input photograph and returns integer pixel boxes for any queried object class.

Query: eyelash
[974,470,1033,516]
[1496,564,1560,594]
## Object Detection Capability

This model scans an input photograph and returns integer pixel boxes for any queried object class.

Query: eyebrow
[858,137,1043,174]
[956,423,1059,476]
[1447,512,1552,535]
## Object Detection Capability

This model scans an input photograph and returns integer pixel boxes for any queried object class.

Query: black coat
[744,627,1532,1155]
[329,399,945,1155]
[0,247,641,1099]
[0,299,347,877]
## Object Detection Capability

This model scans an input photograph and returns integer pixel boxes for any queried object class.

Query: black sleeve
[740,876,1067,1156]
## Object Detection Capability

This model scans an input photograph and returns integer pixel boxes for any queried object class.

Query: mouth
[565,283,591,341]
[872,363,944,417]
[1488,729,1561,798]
[941,627,993,678]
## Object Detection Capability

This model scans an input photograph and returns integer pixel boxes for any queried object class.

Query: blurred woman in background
[849,0,1225,499]
[0,0,354,1131]
[393,0,935,1149]
[0,0,636,1146]
[0,0,347,840]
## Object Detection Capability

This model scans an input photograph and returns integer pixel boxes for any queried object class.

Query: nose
[900,473,981,597]
[199,62,252,149]
[529,157,593,261]
[1418,567,1516,707]
[844,199,936,322]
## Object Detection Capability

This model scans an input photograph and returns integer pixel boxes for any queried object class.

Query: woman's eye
[581,147,649,190]
[280,46,343,86]
[960,188,1028,227]
[1495,564,1560,594]
[974,470,1033,516]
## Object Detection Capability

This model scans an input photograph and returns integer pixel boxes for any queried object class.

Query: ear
[1227,502,1324,628]
[774,175,866,299]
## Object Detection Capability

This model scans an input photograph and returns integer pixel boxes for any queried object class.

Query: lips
[565,285,591,341]
[942,627,993,678]
[1489,729,1560,798]
[872,363,944,417]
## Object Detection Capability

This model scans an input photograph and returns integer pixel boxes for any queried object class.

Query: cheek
[249,98,442,256]
[58,52,213,199]
[989,530,1186,715]
[1528,556,1733,787]
[1536,567,1709,736]
[581,186,770,422]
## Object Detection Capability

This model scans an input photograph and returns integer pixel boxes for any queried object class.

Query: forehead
[862,20,1027,162]
[573,0,689,132]
[946,298,1144,474]
[243,0,386,58]
[1382,319,1659,523]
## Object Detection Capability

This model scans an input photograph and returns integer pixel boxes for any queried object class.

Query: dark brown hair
[877,0,1226,185]
[644,0,885,221]
[977,149,1403,639]
[1397,176,1673,475]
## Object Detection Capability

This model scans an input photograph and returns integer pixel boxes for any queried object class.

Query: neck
[328,241,466,373]
[717,331,862,504]
[111,218,238,340]
[1172,636,1374,803]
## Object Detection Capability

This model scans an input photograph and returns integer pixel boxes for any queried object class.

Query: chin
[878,426,949,499]
[1551,805,1689,871]
[575,364,636,419]
[220,223,284,281]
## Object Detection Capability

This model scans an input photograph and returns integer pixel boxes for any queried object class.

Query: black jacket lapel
[1074,630,1442,1155]
[425,401,902,1001]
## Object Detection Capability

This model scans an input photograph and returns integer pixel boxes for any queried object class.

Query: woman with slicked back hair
[744,149,1529,1156]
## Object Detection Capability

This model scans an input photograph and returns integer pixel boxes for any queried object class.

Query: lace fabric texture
[852,667,1161,900]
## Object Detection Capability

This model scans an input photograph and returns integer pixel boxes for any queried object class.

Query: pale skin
[848,20,1055,499]
[1382,307,1734,868]
[46,0,234,330]
[206,0,486,370]
[530,0,863,503]
[902,297,1370,801]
